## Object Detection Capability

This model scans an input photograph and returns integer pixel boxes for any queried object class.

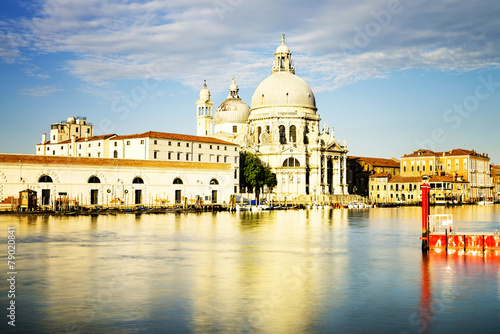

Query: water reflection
[0,205,499,333]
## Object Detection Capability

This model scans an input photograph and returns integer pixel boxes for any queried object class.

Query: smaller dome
[67,116,76,124]
[215,99,249,125]
[275,44,290,54]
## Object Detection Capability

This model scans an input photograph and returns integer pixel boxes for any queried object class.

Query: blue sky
[1,0,499,163]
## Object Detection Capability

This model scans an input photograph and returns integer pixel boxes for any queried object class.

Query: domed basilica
[196,35,348,196]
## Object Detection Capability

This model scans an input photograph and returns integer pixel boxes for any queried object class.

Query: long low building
[0,154,237,209]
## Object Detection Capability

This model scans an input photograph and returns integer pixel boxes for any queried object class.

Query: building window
[234,169,238,179]
[210,179,219,185]
[133,177,144,184]
[217,146,220,150]
[198,154,202,161]
[113,150,118,158]
[173,178,183,185]
[257,127,261,144]
[168,152,172,159]
[235,147,237,151]
[114,142,117,147]
[97,152,101,157]
[210,145,212,149]
[98,143,101,147]
[403,166,406,172]
[38,175,53,183]
[233,125,237,133]
[127,141,130,145]
[177,153,181,160]
[224,146,227,151]
[154,140,157,145]
[224,156,227,163]
[279,125,286,144]
[88,176,101,183]
[79,144,81,149]
[423,165,426,172]
[186,153,189,161]
[76,128,78,133]
[141,140,144,144]
[216,156,220,162]
[154,151,158,159]
[235,157,238,164]
[168,141,171,146]
[53,135,56,140]
[186,143,189,147]
[283,157,300,167]
[430,164,433,171]
[88,143,91,148]
[377,185,380,190]
[411,166,414,172]
[199,144,202,148]
[177,142,181,147]
[88,153,91,157]
[47,147,50,151]
[289,125,296,142]
[38,148,40,151]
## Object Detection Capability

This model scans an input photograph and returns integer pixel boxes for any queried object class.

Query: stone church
[197,35,348,196]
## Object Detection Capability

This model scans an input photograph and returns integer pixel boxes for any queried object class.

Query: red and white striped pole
[421,178,430,252]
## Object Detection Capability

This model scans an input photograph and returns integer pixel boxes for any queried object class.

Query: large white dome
[250,72,316,111]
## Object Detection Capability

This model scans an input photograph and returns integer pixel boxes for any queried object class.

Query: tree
[239,151,277,204]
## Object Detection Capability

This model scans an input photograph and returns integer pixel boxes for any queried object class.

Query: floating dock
[421,181,500,251]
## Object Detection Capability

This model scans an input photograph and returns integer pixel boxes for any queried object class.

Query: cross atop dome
[272,34,295,74]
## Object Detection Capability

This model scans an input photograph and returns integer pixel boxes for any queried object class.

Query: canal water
[1,205,499,334]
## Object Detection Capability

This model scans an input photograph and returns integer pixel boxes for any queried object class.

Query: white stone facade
[205,35,349,196]
[0,154,237,208]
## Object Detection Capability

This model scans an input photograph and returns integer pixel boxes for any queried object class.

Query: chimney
[71,135,76,156]
[42,133,47,143]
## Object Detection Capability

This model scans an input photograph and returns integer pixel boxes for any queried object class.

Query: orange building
[491,165,500,202]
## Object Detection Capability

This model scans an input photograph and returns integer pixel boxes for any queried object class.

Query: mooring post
[421,179,430,252]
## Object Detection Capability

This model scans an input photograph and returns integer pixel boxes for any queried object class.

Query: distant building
[491,165,500,202]
[369,174,469,205]
[347,156,400,196]
[401,149,493,202]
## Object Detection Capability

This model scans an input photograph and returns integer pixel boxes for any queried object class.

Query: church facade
[198,36,348,197]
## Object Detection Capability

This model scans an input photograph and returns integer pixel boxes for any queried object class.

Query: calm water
[1,206,500,334]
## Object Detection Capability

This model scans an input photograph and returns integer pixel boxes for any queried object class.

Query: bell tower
[196,80,214,136]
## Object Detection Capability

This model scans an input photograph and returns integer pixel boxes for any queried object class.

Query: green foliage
[239,151,277,200]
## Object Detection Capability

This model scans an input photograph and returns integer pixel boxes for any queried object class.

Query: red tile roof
[369,172,391,178]
[0,154,230,170]
[113,131,237,145]
[388,176,422,183]
[348,156,400,168]
[403,148,489,159]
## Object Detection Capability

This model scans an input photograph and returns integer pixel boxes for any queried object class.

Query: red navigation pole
[421,176,430,252]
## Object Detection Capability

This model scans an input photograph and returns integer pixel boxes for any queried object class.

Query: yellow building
[401,148,492,202]
[369,174,469,205]
[492,165,500,202]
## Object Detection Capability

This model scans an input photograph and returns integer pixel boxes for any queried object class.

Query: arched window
[279,125,286,144]
[88,176,101,184]
[132,177,144,184]
[113,150,118,158]
[256,127,262,144]
[38,175,53,183]
[173,178,183,185]
[283,158,300,167]
[289,125,296,143]
[210,178,219,185]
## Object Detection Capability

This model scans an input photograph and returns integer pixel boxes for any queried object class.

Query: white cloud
[19,85,64,97]
[2,0,500,96]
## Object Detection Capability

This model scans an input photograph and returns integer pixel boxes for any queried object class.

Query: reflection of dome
[214,77,250,125]
[67,116,76,124]
[250,72,316,111]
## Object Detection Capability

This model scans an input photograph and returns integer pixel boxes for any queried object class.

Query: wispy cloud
[2,0,500,96]
[19,85,64,97]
